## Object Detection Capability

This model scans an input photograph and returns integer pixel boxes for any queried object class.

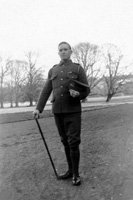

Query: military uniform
[36,59,90,178]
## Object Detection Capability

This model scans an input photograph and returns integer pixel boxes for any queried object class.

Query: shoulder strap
[73,62,81,75]
[53,64,58,68]
[77,64,80,75]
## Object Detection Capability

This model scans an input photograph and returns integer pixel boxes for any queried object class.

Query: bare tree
[101,44,132,102]
[24,52,44,106]
[72,42,102,91]
[0,57,11,108]
[6,60,27,107]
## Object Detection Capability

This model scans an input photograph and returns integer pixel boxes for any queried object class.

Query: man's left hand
[69,89,80,98]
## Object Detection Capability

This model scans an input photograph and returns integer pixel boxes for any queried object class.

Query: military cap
[69,79,90,93]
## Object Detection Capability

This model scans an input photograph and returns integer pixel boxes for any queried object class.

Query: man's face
[58,43,72,60]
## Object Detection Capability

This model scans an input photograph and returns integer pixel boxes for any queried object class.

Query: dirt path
[0,104,133,200]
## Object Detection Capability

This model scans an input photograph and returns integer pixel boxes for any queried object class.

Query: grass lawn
[0,104,133,200]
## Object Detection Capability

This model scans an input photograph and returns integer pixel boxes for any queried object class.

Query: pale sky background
[0,0,133,75]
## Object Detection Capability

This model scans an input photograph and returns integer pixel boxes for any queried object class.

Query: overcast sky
[0,0,133,74]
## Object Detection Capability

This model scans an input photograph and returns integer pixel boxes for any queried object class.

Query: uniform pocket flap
[67,71,78,79]
[50,73,57,80]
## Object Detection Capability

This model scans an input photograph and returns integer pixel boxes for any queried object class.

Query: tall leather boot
[58,144,73,180]
[70,146,80,176]
[64,144,73,172]
[70,146,81,186]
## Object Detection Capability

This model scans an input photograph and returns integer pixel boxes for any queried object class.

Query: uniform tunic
[36,59,90,113]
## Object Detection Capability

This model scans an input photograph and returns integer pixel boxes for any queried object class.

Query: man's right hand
[33,109,40,119]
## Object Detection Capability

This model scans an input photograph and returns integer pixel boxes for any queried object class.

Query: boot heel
[72,176,81,186]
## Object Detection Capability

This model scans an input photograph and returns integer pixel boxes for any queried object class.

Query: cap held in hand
[69,79,90,93]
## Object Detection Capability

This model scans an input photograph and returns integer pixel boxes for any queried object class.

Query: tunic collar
[59,59,72,66]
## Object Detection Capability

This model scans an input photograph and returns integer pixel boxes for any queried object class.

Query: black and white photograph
[0,0,133,199]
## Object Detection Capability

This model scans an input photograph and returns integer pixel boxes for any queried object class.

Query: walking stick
[35,118,59,179]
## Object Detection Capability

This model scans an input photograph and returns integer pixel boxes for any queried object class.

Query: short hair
[58,42,71,50]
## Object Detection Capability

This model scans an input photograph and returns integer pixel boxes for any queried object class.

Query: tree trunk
[106,93,113,102]
[0,87,4,108]
[29,99,33,106]
[10,102,13,108]
[0,99,4,108]
[9,93,13,107]
[15,100,19,107]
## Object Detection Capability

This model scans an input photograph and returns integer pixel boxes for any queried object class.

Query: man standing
[33,42,90,186]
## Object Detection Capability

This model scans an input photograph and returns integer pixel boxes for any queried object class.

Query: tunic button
[61,94,63,96]
[61,78,63,80]
[61,71,63,73]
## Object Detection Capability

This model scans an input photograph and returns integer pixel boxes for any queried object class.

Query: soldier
[33,42,90,186]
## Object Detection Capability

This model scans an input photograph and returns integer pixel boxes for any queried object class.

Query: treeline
[72,43,133,101]
[0,52,45,108]
[0,43,133,108]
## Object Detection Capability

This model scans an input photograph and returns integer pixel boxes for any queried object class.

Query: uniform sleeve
[78,66,90,100]
[36,68,52,113]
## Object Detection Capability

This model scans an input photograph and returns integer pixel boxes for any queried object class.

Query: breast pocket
[67,71,78,80]
[50,73,57,80]
[50,73,59,89]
